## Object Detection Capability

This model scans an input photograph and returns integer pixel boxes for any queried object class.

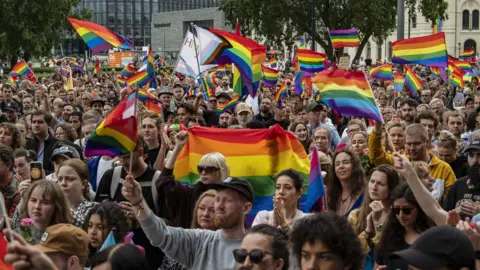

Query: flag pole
[128,82,140,175]
[190,23,203,78]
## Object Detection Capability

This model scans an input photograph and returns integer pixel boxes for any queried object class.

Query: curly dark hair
[275,169,304,193]
[291,212,363,269]
[327,148,366,213]
[0,123,24,149]
[55,123,78,142]
[82,202,129,249]
[247,224,289,270]
[374,183,433,265]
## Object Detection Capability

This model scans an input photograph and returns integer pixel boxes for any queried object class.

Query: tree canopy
[219,0,448,61]
[0,0,91,63]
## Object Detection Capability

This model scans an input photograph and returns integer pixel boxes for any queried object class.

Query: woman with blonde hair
[159,190,218,270]
[13,180,72,244]
[156,131,230,228]
[57,159,97,227]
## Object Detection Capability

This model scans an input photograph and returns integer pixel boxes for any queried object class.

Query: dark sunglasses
[197,166,219,174]
[391,206,416,215]
[233,249,271,264]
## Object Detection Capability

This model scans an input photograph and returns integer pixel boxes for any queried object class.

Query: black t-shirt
[147,147,159,168]
[443,176,480,217]
[203,110,219,127]
[449,156,469,179]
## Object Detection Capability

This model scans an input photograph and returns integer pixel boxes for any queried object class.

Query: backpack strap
[152,170,161,212]
[111,166,123,200]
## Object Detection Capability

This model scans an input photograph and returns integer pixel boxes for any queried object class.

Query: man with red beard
[122,175,254,270]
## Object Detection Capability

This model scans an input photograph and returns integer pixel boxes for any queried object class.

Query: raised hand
[121,174,142,205]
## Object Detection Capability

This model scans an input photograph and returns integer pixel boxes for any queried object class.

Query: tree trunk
[353,32,373,63]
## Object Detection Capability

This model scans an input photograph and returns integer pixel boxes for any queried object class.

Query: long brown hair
[289,121,312,153]
[327,148,366,213]
[57,159,90,199]
[19,180,72,225]
[191,190,217,229]
[0,123,23,149]
[353,164,400,234]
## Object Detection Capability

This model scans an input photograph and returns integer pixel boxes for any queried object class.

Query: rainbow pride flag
[85,92,138,157]
[449,64,466,88]
[369,64,393,80]
[328,28,361,49]
[233,65,248,99]
[307,146,325,212]
[122,63,137,78]
[294,71,306,95]
[261,64,279,87]
[116,77,126,87]
[216,95,239,115]
[460,48,475,59]
[432,16,442,34]
[173,125,310,222]
[138,89,161,103]
[186,86,197,97]
[376,59,382,66]
[67,17,134,53]
[404,65,423,94]
[275,82,288,108]
[206,27,266,98]
[145,100,163,116]
[450,58,472,73]
[312,70,384,123]
[296,49,326,74]
[392,32,447,68]
[201,72,218,99]
[393,72,405,93]
[7,75,16,86]
[268,58,277,69]
[216,65,226,75]
[94,59,100,74]
[299,36,306,49]
[9,60,32,76]
[126,70,151,88]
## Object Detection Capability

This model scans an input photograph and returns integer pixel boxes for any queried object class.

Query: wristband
[132,197,144,207]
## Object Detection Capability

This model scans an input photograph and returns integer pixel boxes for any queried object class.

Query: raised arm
[368,121,394,166]
[393,152,448,226]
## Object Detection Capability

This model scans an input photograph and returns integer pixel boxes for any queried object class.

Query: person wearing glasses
[374,183,433,270]
[155,131,230,228]
[234,224,289,270]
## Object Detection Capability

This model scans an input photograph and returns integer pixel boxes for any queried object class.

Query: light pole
[311,0,316,51]
[397,0,405,41]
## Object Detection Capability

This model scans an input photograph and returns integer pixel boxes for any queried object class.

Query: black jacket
[25,135,58,175]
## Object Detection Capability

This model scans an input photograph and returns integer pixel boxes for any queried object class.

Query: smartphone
[30,161,43,182]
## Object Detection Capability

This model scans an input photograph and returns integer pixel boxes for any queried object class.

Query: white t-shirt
[96,157,115,189]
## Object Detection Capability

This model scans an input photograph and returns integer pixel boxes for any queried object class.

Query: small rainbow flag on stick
[312,70,384,123]
[294,71,306,96]
[9,60,33,76]
[261,65,279,87]
[94,59,100,73]
[328,28,361,49]
[449,64,466,88]
[268,58,277,69]
[145,100,163,116]
[369,64,393,80]
[393,72,405,93]
[126,70,151,88]
[404,65,423,94]
[460,48,475,59]
[216,95,239,115]
[122,63,137,77]
[201,72,218,99]
[296,49,326,74]
[392,32,448,68]
[274,82,288,108]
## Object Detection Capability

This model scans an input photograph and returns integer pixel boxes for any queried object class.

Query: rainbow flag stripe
[85,92,138,157]
[404,65,423,94]
[138,89,161,103]
[449,64,466,88]
[186,86,197,97]
[369,64,393,80]
[296,49,326,74]
[9,60,32,76]
[294,71,306,95]
[261,64,279,87]
[207,27,266,98]
[216,65,226,75]
[116,77,126,87]
[126,70,151,88]
[201,72,218,99]
[233,65,248,99]
[392,33,447,67]
[393,72,405,93]
[67,17,134,54]
[451,59,472,73]
[7,75,16,86]
[94,60,100,74]
[122,63,137,78]
[376,59,382,66]
[433,16,442,34]
[145,100,163,116]
[328,28,361,49]
[312,70,383,123]
[173,125,310,223]
[216,95,239,115]
[460,48,475,59]
[274,82,288,108]
[268,58,277,69]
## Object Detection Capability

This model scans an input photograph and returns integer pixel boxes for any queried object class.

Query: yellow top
[347,209,381,254]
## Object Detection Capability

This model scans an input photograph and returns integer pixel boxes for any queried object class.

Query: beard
[218,122,229,128]
[214,213,237,229]
[260,107,270,114]
[404,115,413,122]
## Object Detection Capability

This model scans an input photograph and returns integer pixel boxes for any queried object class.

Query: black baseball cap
[463,130,480,153]
[389,226,475,269]
[306,102,326,112]
[216,92,231,101]
[209,177,255,203]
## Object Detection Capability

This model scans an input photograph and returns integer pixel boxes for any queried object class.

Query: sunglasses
[233,249,271,264]
[391,206,416,215]
[197,166,219,174]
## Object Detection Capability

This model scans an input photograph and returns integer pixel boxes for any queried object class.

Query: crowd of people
[0,55,479,270]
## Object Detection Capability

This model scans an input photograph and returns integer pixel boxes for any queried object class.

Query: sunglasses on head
[233,249,271,264]
[391,206,416,215]
[197,165,219,174]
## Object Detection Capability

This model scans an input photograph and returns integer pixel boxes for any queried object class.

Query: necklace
[341,193,351,203]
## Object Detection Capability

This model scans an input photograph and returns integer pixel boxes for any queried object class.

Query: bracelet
[132,197,144,207]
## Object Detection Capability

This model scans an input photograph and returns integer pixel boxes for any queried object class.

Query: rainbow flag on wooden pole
[369,64,393,80]
[404,65,424,94]
[328,28,361,49]
[261,64,279,87]
[392,32,448,68]
[296,49,326,74]
[460,48,475,59]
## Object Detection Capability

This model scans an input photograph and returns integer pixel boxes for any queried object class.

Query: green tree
[0,0,91,66]
[219,0,448,61]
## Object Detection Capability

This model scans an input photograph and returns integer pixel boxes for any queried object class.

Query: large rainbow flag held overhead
[261,64,279,87]
[9,60,33,76]
[203,27,266,98]
[67,17,134,53]
[173,125,310,222]
[312,70,384,123]
[296,49,326,74]
[328,28,361,49]
[369,64,393,81]
[392,32,448,68]
[85,92,138,157]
